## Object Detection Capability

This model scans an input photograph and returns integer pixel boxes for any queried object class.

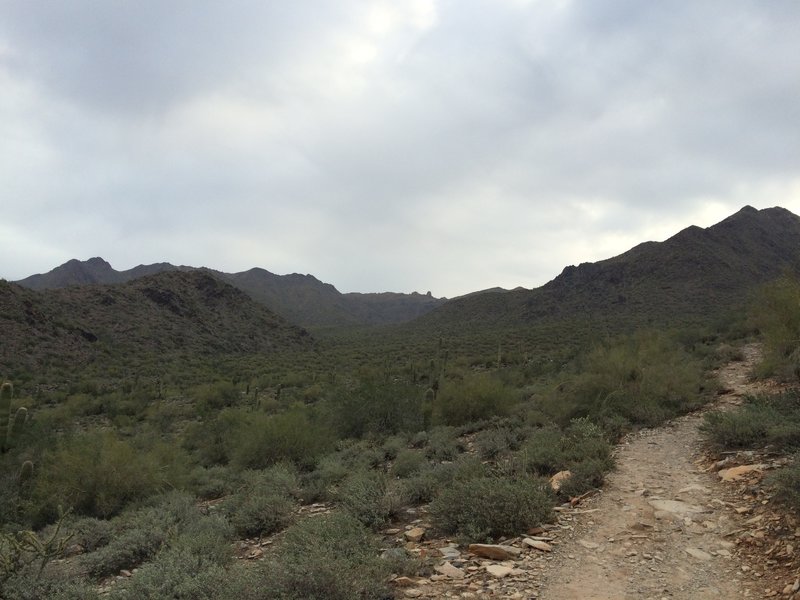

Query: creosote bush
[430,475,554,541]
[434,374,517,426]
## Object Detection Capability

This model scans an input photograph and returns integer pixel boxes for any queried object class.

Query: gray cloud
[1,0,799,296]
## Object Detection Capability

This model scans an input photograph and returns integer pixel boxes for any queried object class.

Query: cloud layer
[2,1,799,296]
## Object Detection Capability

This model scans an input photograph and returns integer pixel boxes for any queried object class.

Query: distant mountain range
[15,259,446,328]
[0,270,312,375]
[414,205,800,331]
[6,205,800,372]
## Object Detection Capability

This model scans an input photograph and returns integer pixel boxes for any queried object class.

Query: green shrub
[257,511,393,600]
[31,431,176,523]
[0,572,99,600]
[337,470,401,530]
[424,426,464,462]
[434,374,517,426]
[221,468,297,538]
[231,407,334,471]
[520,427,567,475]
[194,381,240,415]
[390,449,427,478]
[328,380,424,438]
[430,476,554,541]
[475,425,528,459]
[81,492,198,579]
[751,276,800,380]
[768,456,800,511]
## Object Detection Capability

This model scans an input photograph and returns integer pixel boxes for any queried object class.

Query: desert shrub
[328,380,424,438]
[398,468,438,505]
[255,511,393,600]
[434,374,517,426]
[541,331,707,428]
[429,455,488,488]
[520,427,567,475]
[107,549,227,600]
[768,456,800,511]
[703,391,800,451]
[221,468,297,538]
[67,516,113,553]
[751,276,800,380]
[337,470,401,529]
[702,403,776,449]
[390,449,427,478]
[561,418,613,466]
[430,476,554,541]
[31,431,178,523]
[556,458,609,498]
[194,381,240,416]
[106,511,234,599]
[0,572,99,600]
[187,465,239,500]
[475,425,528,459]
[182,409,249,467]
[424,426,465,461]
[297,454,350,503]
[81,492,198,579]
[230,407,334,471]
[381,434,407,460]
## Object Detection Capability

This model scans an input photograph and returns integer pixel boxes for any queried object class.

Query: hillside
[16,261,445,328]
[0,270,311,377]
[414,206,800,332]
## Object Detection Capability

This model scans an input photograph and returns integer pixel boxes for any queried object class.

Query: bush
[390,449,427,478]
[337,470,401,530]
[475,425,528,460]
[257,511,393,600]
[221,468,297,538]
[424,426,465,462]
[751,276,800,380]
[430,476,554,541]
[231,407,334,471]
[31,431,178,523]
[81,492,198,579]
[328,380,424,438]
[703,391,800,452]
[520,427,567,475]
[0,573,99,600]
[434,374,517,426]
[768,456,800,511]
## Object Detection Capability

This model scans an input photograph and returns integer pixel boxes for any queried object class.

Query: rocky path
[391,344,800,599]
[536,343,771,599]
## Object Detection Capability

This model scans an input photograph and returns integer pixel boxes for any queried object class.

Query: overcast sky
[1,1,799,297]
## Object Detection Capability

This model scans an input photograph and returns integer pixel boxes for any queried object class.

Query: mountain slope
[0,270,311,376]
[16,262,445,328]
[416,206,800,331]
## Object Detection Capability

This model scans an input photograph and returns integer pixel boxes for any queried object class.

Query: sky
[1,1,799,298]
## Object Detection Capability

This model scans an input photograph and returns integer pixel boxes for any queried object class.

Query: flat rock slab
[647,499,709,516]
[718,464,765,482]
[469,543,522,560]
[486,565,514,578]
[685,547,713,561]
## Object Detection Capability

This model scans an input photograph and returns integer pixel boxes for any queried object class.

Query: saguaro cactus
[1,382,27,453]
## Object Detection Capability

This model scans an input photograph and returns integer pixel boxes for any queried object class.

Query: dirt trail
[536,344,767,599]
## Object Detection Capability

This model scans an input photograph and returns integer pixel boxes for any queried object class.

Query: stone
[404,590,423,598]
[718,464,765,482]
[405,527,426,543]
[393,577,416,587]
[468,543,522,560]
[647,499,708,517]
[578,540,600,550]
[439,545,461,559]
[523,538,552,552]
[485,564,514,578]
[549,470,572,492]
[684,547,712,561]
[435,561,465,579]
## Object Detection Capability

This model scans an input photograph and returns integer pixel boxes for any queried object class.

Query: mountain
[0,270,311,376]
[15,261,445,328]
[415,206,800,332]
